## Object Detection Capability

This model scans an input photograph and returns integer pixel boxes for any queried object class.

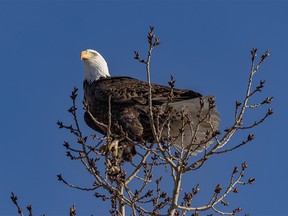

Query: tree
[12,26,273,216]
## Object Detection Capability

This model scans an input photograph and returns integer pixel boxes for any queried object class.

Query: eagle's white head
[80,49,110,82]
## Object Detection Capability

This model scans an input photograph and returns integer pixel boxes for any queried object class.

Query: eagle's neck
[84,59,110,82]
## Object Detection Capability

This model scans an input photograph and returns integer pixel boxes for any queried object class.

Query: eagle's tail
[162,96,220,155]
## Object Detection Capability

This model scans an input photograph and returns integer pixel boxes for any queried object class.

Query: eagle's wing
[84,77,149,140]
[84,76,218,152]
[88,76,201,105]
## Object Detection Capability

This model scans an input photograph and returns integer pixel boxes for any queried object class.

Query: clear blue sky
[0,1,286,215]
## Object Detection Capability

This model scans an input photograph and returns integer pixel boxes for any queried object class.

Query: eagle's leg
[104,137,137,162]
[105,139,121,182]
[108,139,119,158]
[120,141,136,162]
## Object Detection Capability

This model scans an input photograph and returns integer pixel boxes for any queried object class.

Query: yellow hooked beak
[80,50,90,60]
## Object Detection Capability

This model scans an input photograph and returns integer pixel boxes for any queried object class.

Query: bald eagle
[80,49,220,161]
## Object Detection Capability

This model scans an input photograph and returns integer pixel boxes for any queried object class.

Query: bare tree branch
[54,26,273,216]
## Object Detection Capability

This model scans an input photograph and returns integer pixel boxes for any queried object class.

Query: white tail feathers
[162,96,220,155]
